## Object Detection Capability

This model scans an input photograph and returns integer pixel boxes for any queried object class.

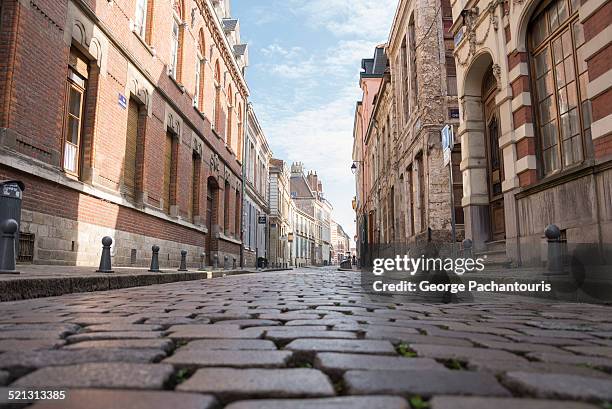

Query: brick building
[451,0,612,264]
[0,0,248,267]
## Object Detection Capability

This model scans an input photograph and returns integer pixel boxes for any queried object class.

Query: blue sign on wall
[118,93,127,109]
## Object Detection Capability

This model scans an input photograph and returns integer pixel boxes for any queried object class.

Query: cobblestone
[0,267,610,408]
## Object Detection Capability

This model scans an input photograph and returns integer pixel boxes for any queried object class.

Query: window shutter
[122,100,139,198]
[163,132,173,212]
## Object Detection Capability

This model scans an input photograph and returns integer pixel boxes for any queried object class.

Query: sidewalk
[0,265,289,302]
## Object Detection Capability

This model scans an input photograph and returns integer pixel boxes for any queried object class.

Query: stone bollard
[96,236,114,273]
[149,245,160,272]
[213,254,218,269]
[545,224,563,274]
[224,255,229,270]
[0,219,19,274]
[178,250,188,271]
[198,252,206,271]
[232,257,236,269]
[463,239,473,259]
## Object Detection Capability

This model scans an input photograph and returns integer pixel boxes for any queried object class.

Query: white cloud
[291,0,397,40]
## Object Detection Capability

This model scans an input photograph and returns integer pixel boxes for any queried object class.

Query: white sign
[441,125,454,167]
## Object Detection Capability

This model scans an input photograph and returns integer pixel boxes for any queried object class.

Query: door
[206,183,214,265]
[483,67,505,241]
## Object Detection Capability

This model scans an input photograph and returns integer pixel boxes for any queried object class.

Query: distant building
[268,158,292,267]
[242,105,271,267]
[330,220,351,264]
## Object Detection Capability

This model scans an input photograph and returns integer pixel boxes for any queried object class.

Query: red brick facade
[0,0,246,266]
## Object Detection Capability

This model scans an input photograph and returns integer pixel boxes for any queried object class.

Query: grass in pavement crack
[409,395,430,409]
[442,358,467,370]
[396,342,418,357]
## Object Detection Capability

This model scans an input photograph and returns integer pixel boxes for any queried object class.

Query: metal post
[545,224,563,274]
[0,219,19,274]
[149,245,160,272]
[199,252,206,271]
[178,250,188,271]
[224,255,229,270]
[96,236,114,273]
[448,161,456,257]
[213,254,218,269]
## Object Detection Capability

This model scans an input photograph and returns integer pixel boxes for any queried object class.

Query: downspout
[1,0,21,128]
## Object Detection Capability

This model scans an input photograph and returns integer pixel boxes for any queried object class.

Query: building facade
[242,104,271,267]
[268,158,292,267]
[0,0,250,267]
[330,219,351,264]
[451,0,612,264]
[353,0,461,266]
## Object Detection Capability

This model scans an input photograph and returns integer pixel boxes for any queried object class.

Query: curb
[0,269,255,302]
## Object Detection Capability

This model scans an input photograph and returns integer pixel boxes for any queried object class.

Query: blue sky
[232,0,397,243]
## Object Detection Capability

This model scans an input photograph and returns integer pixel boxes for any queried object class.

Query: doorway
[482,65,505,241]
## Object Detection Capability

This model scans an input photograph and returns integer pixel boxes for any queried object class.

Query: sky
[232,0,397,245]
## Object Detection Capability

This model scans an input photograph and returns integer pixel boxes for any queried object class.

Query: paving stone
[0,349,166,373]
[0,339,66,352]
[344,369,510,397]
[0,370,8,385]
[0,330,66,340]
[212,319,281,328]
[411,345,522,361]
[182,339,277,351]
[472,340,569,354]
[563,345,612,358]
[505,335,591,346]
[83,324,162,332]
[518,329,594,339]
[177,368,335,399]
[144,317,204,326]
[365,333,473,346]
[168,325,263,340]
[285,339,396,355]
[67,331,163,343]
[224,396,409,409]
[315,352,446,374]
[26,389,217,409]
[11,363,174,389]
[430,396,601,409]
[467,359,611,378]
[266,329,357,342]
[503,371,612,401]
[63,339,174,352]
[526,352,612,369]
[163,350,292,368]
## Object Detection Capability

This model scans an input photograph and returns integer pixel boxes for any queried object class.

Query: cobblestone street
[1,267,611,409]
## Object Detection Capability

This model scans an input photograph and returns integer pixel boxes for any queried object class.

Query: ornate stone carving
[210,153,220,173]
[492,64,502,91]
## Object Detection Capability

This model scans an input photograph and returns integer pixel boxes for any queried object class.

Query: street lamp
[351,161,363,174]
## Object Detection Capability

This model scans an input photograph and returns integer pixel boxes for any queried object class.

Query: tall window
[408,17,418,110]
[170,0,183,81]
[224,181,231,234]
[191,151,201,222]
[63,48,89,176]
[122,98,141,199]
[213,61,221,131]
[134,0,148,38]
[226,85,233,146]
[446,54,457,96]
[400,39,410,122]
[163,131,178,213]
[196,30,206,110]
[235,190,241,239]
[237,103,243,161]
[529,0,590,175]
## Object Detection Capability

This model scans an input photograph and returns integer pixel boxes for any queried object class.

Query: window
[446,54,457,96]
[237,103,243,161]
[224,181,231,234]
[122,98,141,199]
[195,30,206,110]
[163,131,178,213]
[226,85,233,146]
[408,18,418,110]
[134,0,148,38]
[191,151,201,221]
[213,61,221,131]
[529,0,590,175]
[235,190,241,239]
[400,39,410,122]
[63,48,89,176]
[170,0,183,81]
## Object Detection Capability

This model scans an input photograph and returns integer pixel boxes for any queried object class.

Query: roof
[360,45,388,79]
[222,18,238,32]
[290,174,314,199]
[234,44,247,56]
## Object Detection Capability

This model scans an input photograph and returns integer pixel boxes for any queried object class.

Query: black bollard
[232,256,236,269]
[178,250,188,271]
[96,236,114,273]
[224,255,229,270]
[198,252,206,271]
[149,245,160,272]
[0,219,19,274]
[213,254,218,269]
[545,224,563,274]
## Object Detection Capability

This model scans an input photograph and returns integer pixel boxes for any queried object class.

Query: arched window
[195,29,206,110]
[237,102,243,161]
[170,0,184,82]
[213,61,221,131]
[226,85,233,146]
[528,0,591,175]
